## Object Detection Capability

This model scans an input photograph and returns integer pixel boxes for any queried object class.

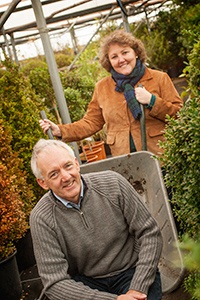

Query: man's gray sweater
[30,170,163,300]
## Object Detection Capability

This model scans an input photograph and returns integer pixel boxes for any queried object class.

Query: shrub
[0,58,45,204]
[159,32,200,299]
[159,98,200,237]
[61,69,95,121]
[179,236,200,300]
[0,120,31,261]
[20,58,47,76]
[54,52,73,69]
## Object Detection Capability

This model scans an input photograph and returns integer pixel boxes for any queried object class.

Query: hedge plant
[0,58,45,204]
[159,33,200,299]
[160,98,200,237]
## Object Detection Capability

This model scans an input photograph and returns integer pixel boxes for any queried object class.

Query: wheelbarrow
[80,151,185,294]
[40,109,185,294]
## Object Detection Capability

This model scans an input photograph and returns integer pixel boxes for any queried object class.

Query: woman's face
[108,43,137,75]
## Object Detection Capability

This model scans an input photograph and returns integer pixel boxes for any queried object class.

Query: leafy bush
[181,35,200,96]
[61,69,95,121]
[64,87,86,122]
[179,236,200,300]
[142,7,187,76]
[0,119,31,260]
[21,58,47,76]
[0,58,45,203]
[159,32,200,299]
[160,98,200,237]
[54,52,73,69]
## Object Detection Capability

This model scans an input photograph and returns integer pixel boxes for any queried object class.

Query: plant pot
[85,147,104,161]
[83,141,106,160]
[0,251,22,300]
[16,229,36,272]
[87,155,99,163]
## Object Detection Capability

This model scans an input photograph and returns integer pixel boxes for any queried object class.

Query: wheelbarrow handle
[139,103,147,151]
[137,84,147,151]
[40,110,54,140]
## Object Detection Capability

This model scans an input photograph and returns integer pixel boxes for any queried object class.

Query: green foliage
[54,52,73,69]
[0,58,45,204]
[64,87,86,122]
[160,29,200,300]
[20,58,47,76]
[77,41,108,81]
[181,35,200,96]
[144,8,186,76]
[28,66,55,109]
[0,67,6,78]
[129,2,199,77]
[159,98,200,237]
[172,0,199,8]
[60,69,95,121]
[179,235,200,300]
[159,35,200,299]
[179,4,200,54]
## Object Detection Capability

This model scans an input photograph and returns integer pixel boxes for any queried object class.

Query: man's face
[37,146,81,203]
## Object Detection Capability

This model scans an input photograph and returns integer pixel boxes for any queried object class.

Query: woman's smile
[108,44,137,75]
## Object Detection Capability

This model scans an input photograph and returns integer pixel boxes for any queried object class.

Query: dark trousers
[73,267,162,300]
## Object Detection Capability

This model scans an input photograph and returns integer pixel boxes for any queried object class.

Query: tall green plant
[159,32,200,300]
[159,98,200,237]
[0,58,44,203]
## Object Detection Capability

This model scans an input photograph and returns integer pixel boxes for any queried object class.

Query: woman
[40,29,183,157]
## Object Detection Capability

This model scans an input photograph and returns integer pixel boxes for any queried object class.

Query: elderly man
[30,139,163,300]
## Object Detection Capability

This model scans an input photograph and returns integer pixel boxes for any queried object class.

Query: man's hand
[117,290,147,300]
[39,119,61,137]
[117,295,137,300]
[126,290,147,300]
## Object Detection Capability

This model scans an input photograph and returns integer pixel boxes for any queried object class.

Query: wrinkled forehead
[37,145,74,162]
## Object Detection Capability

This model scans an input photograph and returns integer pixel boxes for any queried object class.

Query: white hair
[31,139,75,179]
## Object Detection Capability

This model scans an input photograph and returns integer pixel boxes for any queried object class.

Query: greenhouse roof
[0,0,171,51]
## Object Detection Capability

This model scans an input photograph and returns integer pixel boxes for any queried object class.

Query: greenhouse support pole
[31,0,81,163]
[116,0,130,33]
[2,27,12,59]
[10,33,19,65]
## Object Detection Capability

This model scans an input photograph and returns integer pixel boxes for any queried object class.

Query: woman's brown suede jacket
[58,67,183,157]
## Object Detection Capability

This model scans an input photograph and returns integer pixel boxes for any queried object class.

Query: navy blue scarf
[111,59,145,120]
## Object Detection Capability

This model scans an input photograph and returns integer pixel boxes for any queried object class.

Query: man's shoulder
[82,170,121,180]
[82,170,125,189]
[30,191,54,218]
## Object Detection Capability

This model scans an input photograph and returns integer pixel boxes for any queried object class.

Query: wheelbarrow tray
[80,151,185,294]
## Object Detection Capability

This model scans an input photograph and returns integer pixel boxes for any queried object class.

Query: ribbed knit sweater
[30,170,163,300]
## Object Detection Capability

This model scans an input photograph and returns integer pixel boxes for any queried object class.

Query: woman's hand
[39,119,61,137]
[135,86,151,105]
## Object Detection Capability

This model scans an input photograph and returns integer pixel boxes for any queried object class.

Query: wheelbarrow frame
[80,151,185,294]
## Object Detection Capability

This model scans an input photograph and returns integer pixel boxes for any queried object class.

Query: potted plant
[0,120,31,300]
[80,137,107,163]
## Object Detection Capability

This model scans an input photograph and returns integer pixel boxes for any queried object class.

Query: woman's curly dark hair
[99,30,147,72]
